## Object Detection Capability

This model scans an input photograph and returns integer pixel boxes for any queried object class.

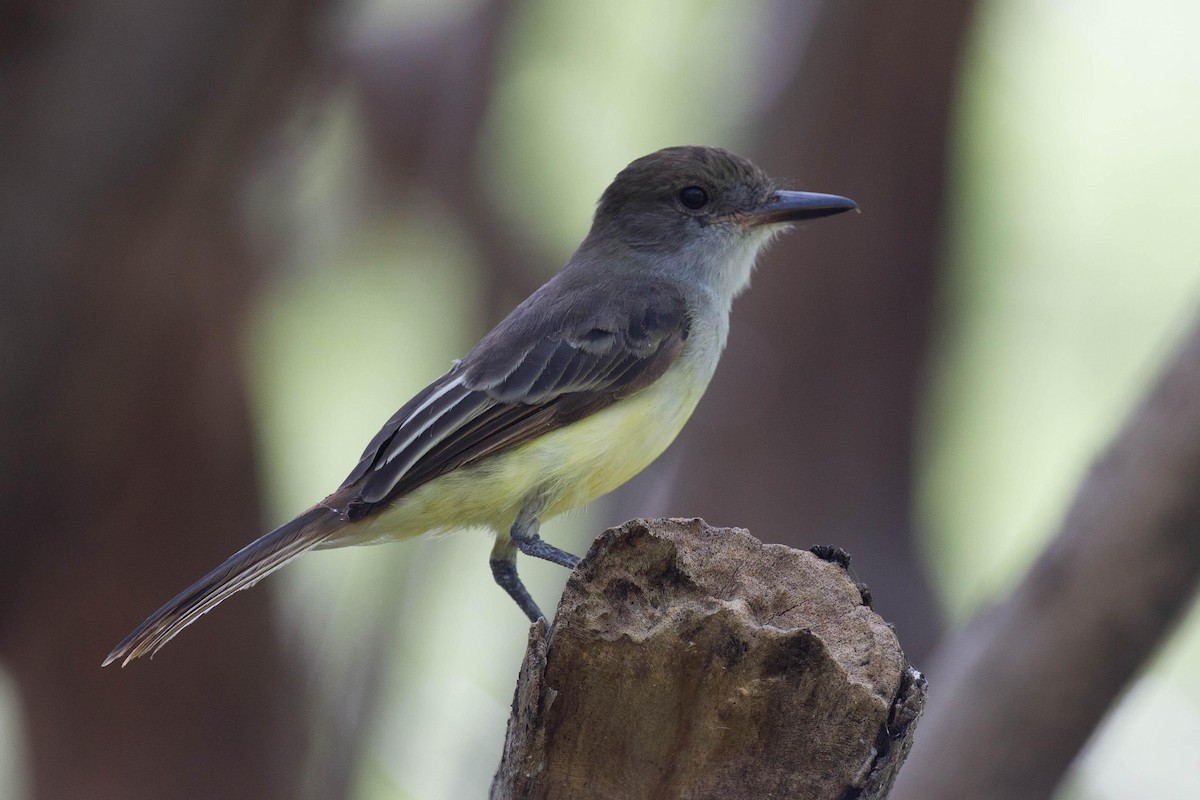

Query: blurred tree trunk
[891,318,1200,798]
[664,0,976,661]
[0,1,325,797]
[348,0,545,318]
[288,4,537,796]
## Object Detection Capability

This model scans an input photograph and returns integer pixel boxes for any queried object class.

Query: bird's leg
[489,538,544,622]
[509,496,581,569]
[489,495,582,621]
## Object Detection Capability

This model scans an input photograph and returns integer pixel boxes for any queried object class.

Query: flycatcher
[105,145,856,666]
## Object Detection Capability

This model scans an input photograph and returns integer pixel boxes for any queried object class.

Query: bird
[104,145,857,666]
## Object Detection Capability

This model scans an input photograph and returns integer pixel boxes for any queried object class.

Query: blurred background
[2,0,1198,798]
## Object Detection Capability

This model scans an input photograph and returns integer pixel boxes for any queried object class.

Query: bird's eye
[678,186,709,210]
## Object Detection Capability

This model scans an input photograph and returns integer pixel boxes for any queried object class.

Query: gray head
[584,146,856,301]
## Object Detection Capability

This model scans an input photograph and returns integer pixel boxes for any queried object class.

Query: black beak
[745,190,858,226]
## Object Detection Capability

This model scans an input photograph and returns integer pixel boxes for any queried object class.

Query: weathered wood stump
[492,518,925,799]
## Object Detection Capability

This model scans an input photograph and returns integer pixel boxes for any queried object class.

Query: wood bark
[891,317,1200,800]
[492,518,925,800]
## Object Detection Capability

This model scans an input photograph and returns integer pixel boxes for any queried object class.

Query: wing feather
[343,277,691,515]
[340,373,464,488]
[377,381,473,467]
[524,339,578,401]
[358,391,490,503]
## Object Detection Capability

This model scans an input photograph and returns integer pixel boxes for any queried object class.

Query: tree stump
[491,518,925,799]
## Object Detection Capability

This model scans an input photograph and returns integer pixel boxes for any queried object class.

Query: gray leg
[509,499,580,569]
[489,539,544,622]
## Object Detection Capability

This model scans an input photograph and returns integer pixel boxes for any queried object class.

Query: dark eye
[678,186,708,210]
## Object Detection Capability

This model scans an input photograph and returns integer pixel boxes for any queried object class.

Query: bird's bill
[744,190,858,226]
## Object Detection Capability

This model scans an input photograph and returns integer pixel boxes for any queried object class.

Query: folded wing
[341,278,690,514]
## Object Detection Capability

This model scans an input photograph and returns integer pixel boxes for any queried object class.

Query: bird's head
[586,145,857,300]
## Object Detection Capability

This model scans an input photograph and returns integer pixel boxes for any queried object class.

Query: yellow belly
[338,356,711,546]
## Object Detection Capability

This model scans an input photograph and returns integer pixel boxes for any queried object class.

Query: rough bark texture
[891,317,1200,800]
[492,518,925,800]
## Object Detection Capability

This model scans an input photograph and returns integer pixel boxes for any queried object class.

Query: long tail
[104,506,342,667]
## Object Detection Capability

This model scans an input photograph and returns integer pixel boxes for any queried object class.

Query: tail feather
[104,506,341,667]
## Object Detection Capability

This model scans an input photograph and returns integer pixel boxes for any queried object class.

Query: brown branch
[891,316,1200,800]
[491,518,925,800]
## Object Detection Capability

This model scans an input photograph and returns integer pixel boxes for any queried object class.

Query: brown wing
[341,277,690,518]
